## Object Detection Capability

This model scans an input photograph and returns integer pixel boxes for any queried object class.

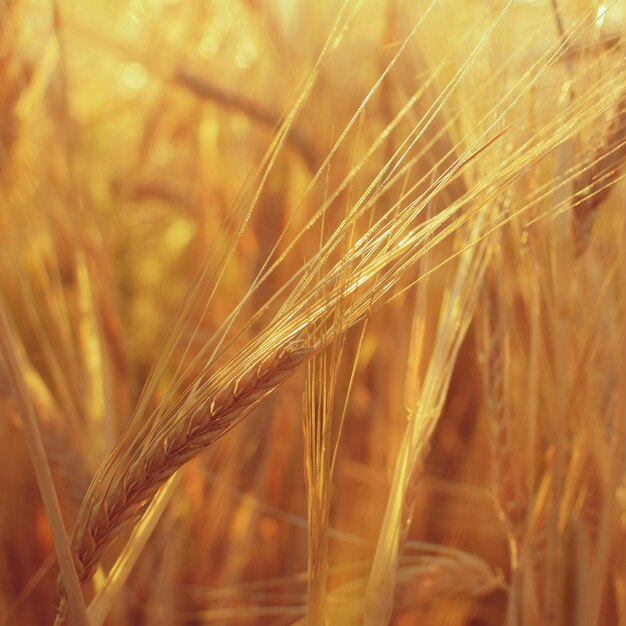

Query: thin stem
[0,302,89,626]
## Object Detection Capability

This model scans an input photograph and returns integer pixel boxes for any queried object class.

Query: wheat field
[0,0,625,624]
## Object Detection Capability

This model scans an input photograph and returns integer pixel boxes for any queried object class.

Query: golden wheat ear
[69,340,310,586]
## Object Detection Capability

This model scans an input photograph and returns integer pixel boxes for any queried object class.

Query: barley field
[0,0,625,624]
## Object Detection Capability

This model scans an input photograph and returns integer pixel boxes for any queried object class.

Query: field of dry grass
[1,0,625,624]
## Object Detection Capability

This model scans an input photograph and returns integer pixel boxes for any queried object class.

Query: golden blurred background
[1,1,625,624]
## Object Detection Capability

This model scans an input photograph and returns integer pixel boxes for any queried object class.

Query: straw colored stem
[174,68,319,170]
[0,302,89,626]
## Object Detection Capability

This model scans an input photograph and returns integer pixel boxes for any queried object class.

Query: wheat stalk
[481,265,528,550]
[0,303,89,626]
[395,551,505,606]
[327,547,504,623]
[66,341,310,591]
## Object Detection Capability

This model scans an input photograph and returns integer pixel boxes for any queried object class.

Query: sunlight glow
[596,3,608,28]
